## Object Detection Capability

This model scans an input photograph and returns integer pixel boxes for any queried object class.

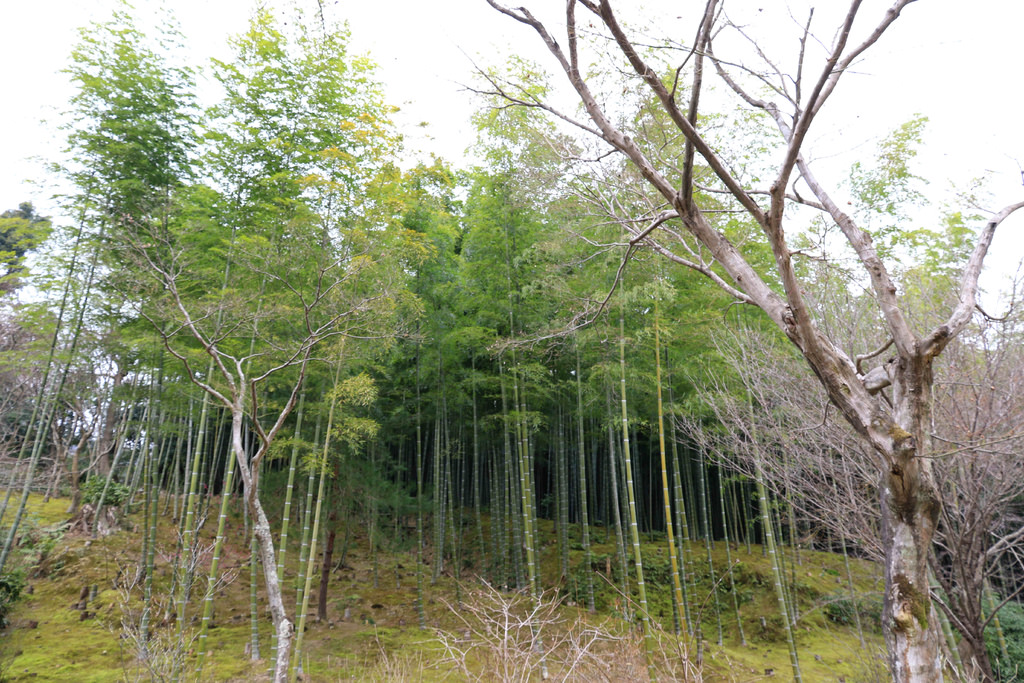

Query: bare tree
[483,1,1024,679]
[0,313,43,465]
[686,312,1024,678]
[929,316,1024,680]
[678,326,883,560]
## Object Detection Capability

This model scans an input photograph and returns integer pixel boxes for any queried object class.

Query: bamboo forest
[1,2,1023,682]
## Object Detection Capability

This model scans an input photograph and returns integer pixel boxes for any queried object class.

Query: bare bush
[114,579,195,683]
[112,537,236,683]
[435,582,699,682]
[682,319,1024,681]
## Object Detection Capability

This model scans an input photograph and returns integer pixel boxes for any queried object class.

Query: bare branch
[855,337,894,375]
[680,0,719,211]
[924,200,1024,356]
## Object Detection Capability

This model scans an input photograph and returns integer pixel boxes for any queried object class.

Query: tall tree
[483,2,1024,680]
[0,203,51,294]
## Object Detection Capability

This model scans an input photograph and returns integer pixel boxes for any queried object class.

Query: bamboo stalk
[619,304,656,680]
[575,345,596,613]
[755,466,802,682]
[653,299,688,638]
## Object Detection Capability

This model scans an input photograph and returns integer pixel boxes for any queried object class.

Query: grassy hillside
[0,494,886,682]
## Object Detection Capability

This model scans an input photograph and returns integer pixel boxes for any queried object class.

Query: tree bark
[879,356,943,679]
[66,430,91,515]
[94,366,126,477]
[232,409,292,683]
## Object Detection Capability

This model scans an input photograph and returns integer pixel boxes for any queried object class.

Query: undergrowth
[0,493,899,682]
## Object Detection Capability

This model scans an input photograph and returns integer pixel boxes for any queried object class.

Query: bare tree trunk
[882,363,943,679]
[881,473,942,678]
[94,366,126,477]
[231,409,292,683]
[66,429,92,514]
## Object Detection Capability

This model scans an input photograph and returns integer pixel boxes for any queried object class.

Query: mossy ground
[1,494,885,681]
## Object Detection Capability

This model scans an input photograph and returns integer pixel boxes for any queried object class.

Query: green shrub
[987,599,1024,680]
[824,596,858,625]
[17,521,64,561]
[823,593,882,632]
[0,571,25,629]
[81,476,131,508]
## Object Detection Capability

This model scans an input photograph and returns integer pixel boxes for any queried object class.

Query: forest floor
[0,493,886,682]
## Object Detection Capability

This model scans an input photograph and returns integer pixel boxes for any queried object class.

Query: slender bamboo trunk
[5,210,90,522]
[926,569,963,674]
[370,443,379,589]
[666,382,694,636]
[432,410,445,582]
[194,425,238,673]
[167,408,188,520]
[176,385,212,622]
[0,228,104,572]
[695,451,723,646]
[294,414,321,623]
[170,384,212,683]
[139,418,161,648]
[574,346,595,613]
[317,522,336,622]
[557,410,570,581]
[984,580,1009,672]
[489,444,505,586]
[717,468,746,645]
[269,387,306,668]
[291,364,341,682]
[618,305,656,680]
[445,435,461,604]
[756,464,802,682]
[471,356,486,572]
[500,364,524,590]
[415,342,426,628]
[510,353,538,599]
[93,387,145,538]
[653,300,687,638]
[605,398,630,616]
[833,478,865,647]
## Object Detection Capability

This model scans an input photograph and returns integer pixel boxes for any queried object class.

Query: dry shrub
[435,582,700,682]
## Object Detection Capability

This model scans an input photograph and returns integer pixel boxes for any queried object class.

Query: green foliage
[0,203,51,293]
[0,570,25,629]
[207,7,395,231]
[847,115,933,264]
[63,6,195,223]
[988,600,1024,680]
[849,115,928,224]
[823,593,882,632]
[80,476,130,508]
[11,518,68,579]
[330,372,379,408]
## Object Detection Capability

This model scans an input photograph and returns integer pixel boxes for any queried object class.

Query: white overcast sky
[1,0,1022,284]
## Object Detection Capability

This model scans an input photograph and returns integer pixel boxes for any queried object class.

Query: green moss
[892,573,929,632]
[2,497,890,682]
[888,425,914,443]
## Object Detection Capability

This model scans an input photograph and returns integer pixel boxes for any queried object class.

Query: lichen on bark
[892,573,929,632]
